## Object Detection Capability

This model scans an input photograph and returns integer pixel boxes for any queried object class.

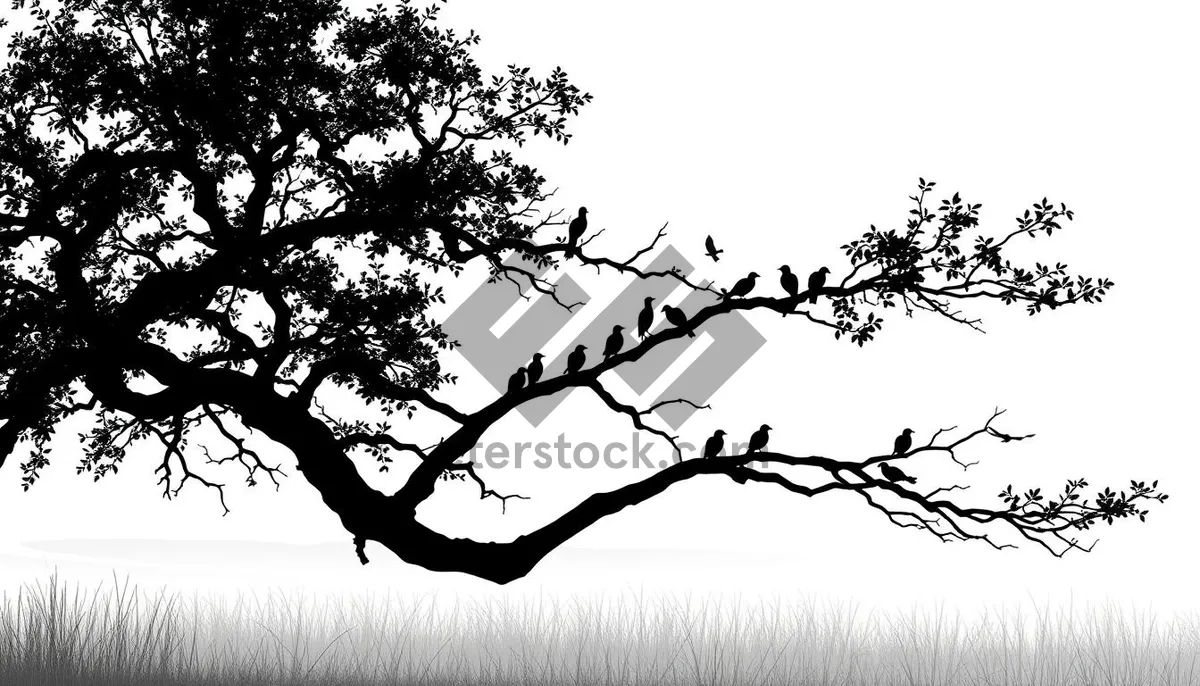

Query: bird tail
[713,251,722,261]
[686,330,696,338]
[905,476,917,484]
[807,293,817,304]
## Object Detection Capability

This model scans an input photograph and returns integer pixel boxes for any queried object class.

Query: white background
[1,1,1198,612]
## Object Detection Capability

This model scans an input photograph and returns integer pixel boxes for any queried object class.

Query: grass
[1,573,1199,685]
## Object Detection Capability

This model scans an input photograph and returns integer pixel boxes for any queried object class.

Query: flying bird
[723,272,759,300]
[565,344,588,374]
[566,207,588,257]
[662,305,694,337]
[703,430,727,459]
[747,424,772,453]
[807,266,831,304]
[704,235,724,262]
[602,325,625,359]
[879,462,917,484]
[527,353,545,385]
[506,366,527,394]
[636,297,656,339]
[893,428,914,455]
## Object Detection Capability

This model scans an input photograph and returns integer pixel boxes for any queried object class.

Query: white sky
[2,1,1198,612]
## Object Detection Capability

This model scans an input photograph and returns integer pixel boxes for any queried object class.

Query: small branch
[447,461,530,513]
[586,381,688,459]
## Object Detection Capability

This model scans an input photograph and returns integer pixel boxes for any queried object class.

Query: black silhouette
[703,430,727,459]
[636,297,656,339]
[723,272,760,300]
[507,367,527,394]
[893,428,914,455]
[879,462,917,485]
[565,345,588,374]
[602,325,625,359]
[807,267,831,304]
[527,353,546,385]
[0,1,1161,585]
[780,266,799,298]
[661,305,695,337]
[779,265,799,316]
[704,235,724,262]
[566,207,588,257]
[747,424,771,453]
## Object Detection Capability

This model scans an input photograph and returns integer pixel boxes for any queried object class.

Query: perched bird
[893,428,914,455]
[704,235,724,262]
[527,353,546,385]
[636,297,656,339]
[506,366,527,394]
[662,305,694,337]
[602,325,625,359]
[565,344,588,374]
[779,265,799,298]
[703,430,727,459]
[747,424,772,453]
[779,265,799,316]
[879,462,917,484]
[723,272,760,300]
[806,266,831,304]
[566,207,588,257]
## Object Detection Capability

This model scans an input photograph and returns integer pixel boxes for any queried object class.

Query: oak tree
[0,0,1164,582]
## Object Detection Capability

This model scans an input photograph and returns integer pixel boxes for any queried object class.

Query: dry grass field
[1,573,1198,685]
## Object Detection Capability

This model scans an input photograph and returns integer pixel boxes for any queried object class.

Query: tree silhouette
[0,0,1166,583]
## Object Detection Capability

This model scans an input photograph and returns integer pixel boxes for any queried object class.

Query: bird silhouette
[602,325,625,359]
[565,344,587,374]
[806,266,831,304]
[879,462,917,484]
[779,265,799,316]
[779,265,799,297]
[566,207,588,257]
[506,366,527,394]
[893,428,914,455]
[723,272,759,300]
[703,430,726,459]
[662,305,694,337]
[704,235,724,262]
[527,353,545,385]
[636,297,656,339]
[747,424,772,453]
